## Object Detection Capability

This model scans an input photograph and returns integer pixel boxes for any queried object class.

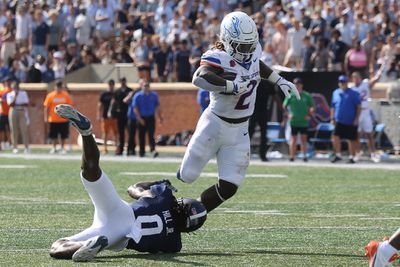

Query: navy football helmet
[175,198,207,233]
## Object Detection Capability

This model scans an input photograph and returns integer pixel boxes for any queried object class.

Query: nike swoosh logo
[243,132,248,136]
[253,58,257,63]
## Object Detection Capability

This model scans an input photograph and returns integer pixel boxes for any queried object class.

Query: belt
[215,114,250,124]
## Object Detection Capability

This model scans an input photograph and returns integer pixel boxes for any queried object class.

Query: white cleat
[72,235,108,262]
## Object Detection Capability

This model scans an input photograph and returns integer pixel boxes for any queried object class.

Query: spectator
[29,9,49,59]
[109,77,132,155]
[155,13,170,40]
[361,30,376,68]
[138,15,155,36]
[344,41,368,78]
[0,77,12,150]
[197,88,209,114]
[205,16,220,44]
[282,78,315,162]
[301,35,315,71]
[74,7,92,47]
[132,36,151,81]
[133,81,163,158]
[271,22,288,65]
[330,75,361,164]
[173,40,191,82]
[43,81,73,154]
[153,40,170,82]
[328,30,348,71]
[1,22,16,66]
[260,42,276,66]
[52,51,66,80]
[85,0,97,24]
[189,35,204,76]
[311,37,329,71]
[47,9,62,52]
[98,79,118,154]
[284,18,306,69]
[124,84,141,156]
[351,70,383,162]
[6,81,30,154]
[308,9,326,43]
[95,0,114,41]
[15,5,31,49]
[335,13,353,46]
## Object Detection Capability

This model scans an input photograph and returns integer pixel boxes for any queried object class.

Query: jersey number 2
[234,80,257,110]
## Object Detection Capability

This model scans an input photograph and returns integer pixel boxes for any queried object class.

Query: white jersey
[199,43,262,118]
[353,79,369,108]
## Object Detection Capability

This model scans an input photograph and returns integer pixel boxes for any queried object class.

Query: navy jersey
[126,183,182,253]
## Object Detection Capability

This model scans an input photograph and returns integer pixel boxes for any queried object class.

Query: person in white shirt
[351,69,383,162]
[74,7,92,46]
[15,6,31,48]
[284,18,306,69]
[6,81,30,154]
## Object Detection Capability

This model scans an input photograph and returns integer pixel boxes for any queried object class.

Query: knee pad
[216,180,238,201]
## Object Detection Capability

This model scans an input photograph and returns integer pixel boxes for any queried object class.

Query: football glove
[268,72,301,100]
[225,79,250,95]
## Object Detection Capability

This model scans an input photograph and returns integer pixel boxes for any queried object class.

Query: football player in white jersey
[176,11,300,212]
[351,69,382,162]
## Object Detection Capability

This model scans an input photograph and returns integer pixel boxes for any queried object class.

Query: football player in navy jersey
[49,104,207,262]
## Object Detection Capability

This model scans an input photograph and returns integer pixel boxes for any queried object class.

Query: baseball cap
[338,75,348,82]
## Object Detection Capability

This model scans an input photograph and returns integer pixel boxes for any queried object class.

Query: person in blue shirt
[49,104,207,262]
[330,75,361,163]
[133,81,163,158]
[197,89,210,114]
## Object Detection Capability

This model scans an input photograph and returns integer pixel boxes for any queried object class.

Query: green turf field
[0,157,399,266]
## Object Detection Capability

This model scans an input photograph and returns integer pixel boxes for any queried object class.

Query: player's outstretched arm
[127,180,177,199]
[192,65,250,95]
[259,61,300,100]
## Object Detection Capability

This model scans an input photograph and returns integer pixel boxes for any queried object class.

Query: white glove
[225,79,249,95]
[268,72,301,100]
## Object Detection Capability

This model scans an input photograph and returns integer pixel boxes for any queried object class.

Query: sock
[336,153,341,157]
[380,241,398,262]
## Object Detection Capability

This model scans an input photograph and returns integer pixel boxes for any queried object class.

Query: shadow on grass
[95,249,364,264]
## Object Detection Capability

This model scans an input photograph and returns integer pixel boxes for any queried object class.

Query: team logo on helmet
[225,16,241,38]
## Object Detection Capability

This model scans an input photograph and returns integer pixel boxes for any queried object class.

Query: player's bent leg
[49,239,84,259]
[200,179,238,212]
[178,113,219,183]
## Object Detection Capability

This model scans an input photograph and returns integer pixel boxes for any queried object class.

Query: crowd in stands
[0,0,398,84]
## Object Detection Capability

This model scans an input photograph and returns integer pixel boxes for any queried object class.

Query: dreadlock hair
[213,41,225,50]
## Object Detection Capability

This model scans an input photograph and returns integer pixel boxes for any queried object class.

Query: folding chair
[309,123,335,151]
[266,122,288,154]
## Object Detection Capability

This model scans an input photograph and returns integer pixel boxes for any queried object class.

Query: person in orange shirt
[0,77,13,150]
[43,80,73,154]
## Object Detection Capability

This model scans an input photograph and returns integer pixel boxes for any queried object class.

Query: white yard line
[0,164,37,169]
[119,171,287,178]
[1,153,399,170]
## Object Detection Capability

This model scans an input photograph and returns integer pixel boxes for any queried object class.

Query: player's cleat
[347,158,356,164]
[365,239,398,267]
[72,235,108,262]
[54,104,92,136]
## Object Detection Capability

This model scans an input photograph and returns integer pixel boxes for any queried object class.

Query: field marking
[311,214,368,218]
[0,226,396,234]
[0,164,37,169]
[119,171,287,178]
[1,153,400,170]
[223,209,287,215]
